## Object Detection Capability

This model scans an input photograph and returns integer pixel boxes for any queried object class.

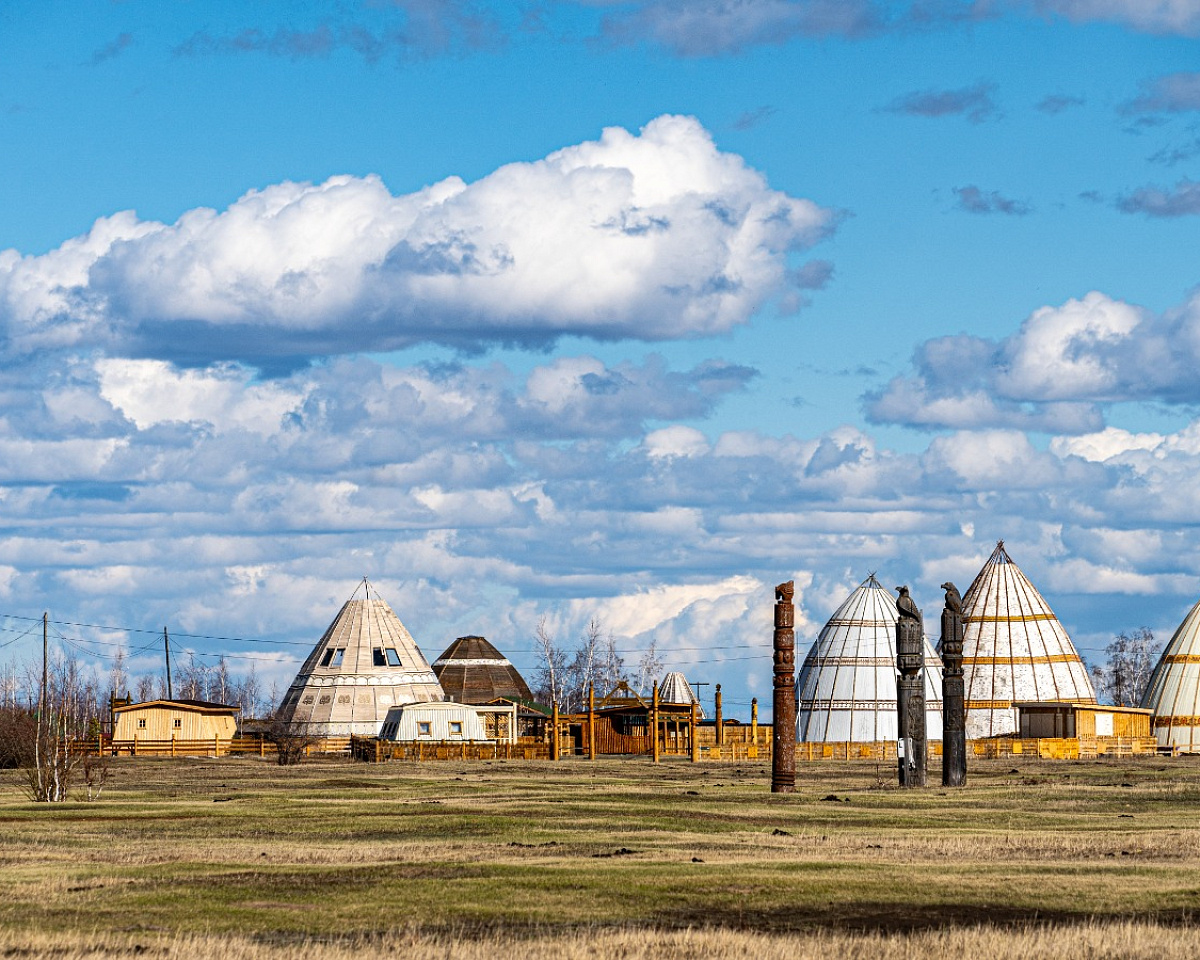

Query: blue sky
[2,0,1200,717]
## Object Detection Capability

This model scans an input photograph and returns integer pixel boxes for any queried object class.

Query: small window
[385,649,402,667]
[449,721,463,738]
[137,718,146,729]
[319,649,335,667]
[373,648,386,667]
[330,648,345,667]
[417,721,432,737]
[173,718,181,729]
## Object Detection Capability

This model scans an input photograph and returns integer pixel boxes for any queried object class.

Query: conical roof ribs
[961,541,1095,738]
[1140,598,1200,753]
[795,574,944,743]
[275,580,444,735]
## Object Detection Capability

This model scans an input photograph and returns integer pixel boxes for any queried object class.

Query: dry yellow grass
[1,754,1199,957]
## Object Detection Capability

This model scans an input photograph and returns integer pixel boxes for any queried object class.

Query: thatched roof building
[431,635,534,704]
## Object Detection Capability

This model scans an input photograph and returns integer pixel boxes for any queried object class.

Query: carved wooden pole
[772,580,796,793]
[895,586,927,788]
[940,582,967,787]
[652,680,661,763]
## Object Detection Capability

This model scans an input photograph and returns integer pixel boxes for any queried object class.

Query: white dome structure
[275,579,445,736]
[796,574,944,743]
[1140,598,1200,753]
[961,542,1095,738]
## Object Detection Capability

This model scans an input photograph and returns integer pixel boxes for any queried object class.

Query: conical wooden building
[961,542,1095,738]
[275,580,445,735]
[795,574,944,743]
[432,635,534,705]
[1140,598,1200,753]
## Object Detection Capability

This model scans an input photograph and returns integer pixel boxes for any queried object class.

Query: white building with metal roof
[796,574,944,743]
[961,542,1095,739]
[1140,597,1200,753]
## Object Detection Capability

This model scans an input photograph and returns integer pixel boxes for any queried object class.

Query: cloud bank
[0,116,835,367]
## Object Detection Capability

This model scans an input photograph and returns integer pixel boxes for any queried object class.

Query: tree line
[530,616,665,713]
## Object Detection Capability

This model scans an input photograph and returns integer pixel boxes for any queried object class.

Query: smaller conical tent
[432,635,534,705]
[961,541,1095,738]
[795,574,944,743]
[1141,598,1200,753]
[276,579,444,736]
[658,671,704,717]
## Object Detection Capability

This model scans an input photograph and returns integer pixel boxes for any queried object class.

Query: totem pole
[940,581,967,787]
[772,580,796,793]
[895,585,927,787]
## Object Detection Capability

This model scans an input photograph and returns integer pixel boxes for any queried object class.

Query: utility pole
[164,627,173,700]
[40,612,48,719]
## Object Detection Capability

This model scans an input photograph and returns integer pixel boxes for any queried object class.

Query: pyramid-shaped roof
[961,542,1095,738]
[275,580,444,735]
[658,671,704,717]
[1140,598,1200,753]
[432,635,534,705]
[796,574,944,743]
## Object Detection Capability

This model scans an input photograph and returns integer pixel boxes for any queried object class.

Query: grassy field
[1,754,1199,957]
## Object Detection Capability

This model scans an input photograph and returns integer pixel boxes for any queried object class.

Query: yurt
[275,579,445,736]
[1140,597,1200,752]
[379,701,489,742]
[961,542,1095,738]
[658,671,704,718]
[432,635,534,704]
[795,574,944,742]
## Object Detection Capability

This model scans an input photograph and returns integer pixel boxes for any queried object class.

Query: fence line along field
[2,755,1200,958]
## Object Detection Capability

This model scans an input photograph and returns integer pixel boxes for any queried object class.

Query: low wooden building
[112,699,239,742]
[1015,701,1152,739]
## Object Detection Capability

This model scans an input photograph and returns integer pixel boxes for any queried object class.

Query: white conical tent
[658,671,704,717]
[1140,598,1200,753]
[961,542,1095,738]
[275,580,445,736]
[795,574,944,743]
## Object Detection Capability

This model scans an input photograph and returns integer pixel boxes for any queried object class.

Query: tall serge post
[772,581,796,793]
[940,582,967,787]
[895,585,927,787]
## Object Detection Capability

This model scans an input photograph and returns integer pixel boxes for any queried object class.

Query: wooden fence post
[652,681,660,764]
[751,698,759,745]
[551,702,560,761]
[690,700,699,762]
[588,684,596,761]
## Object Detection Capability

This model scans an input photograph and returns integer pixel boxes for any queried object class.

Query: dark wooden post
[940,582,967,787]
[651,681,661,763]
[714,684,723,748]
[772,581,796,793]
[895,586,927,787]
[588,684,596,761]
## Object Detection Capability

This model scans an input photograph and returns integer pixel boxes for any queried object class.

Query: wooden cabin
[112,699,239,742]
[1015,701,1152,739]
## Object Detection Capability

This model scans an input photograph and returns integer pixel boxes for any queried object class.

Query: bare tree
[531,616,566,708]
[1091,628,1162,706]
[595,630,627,695]
[633,638,664,696]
